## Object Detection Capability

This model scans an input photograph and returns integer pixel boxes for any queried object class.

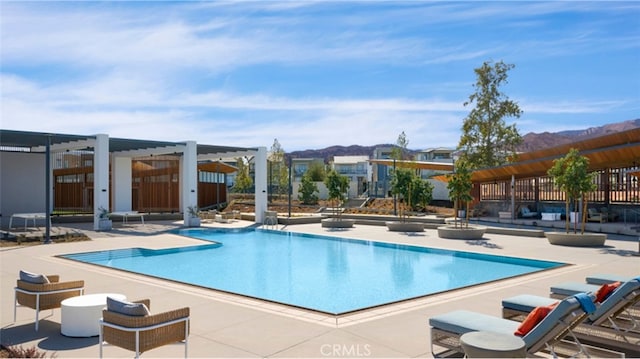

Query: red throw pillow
[514,302,558,337]
[595,281,621,303]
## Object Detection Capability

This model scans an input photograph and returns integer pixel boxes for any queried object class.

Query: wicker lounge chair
[14,271,84,331]
[99,298,190,358]
[502,279,640,353]
[429,293,605,358]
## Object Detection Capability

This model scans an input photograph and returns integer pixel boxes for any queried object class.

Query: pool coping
[55,226,571,327]
[3,219,638,358]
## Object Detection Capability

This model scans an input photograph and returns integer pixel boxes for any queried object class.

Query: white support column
[254,146,268,223]
[113,156,132,212]
[93,134,110,230]
[181,141,198,224]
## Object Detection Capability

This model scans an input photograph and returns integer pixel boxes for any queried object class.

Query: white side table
[460,331,526,358]
[61,293,126,337]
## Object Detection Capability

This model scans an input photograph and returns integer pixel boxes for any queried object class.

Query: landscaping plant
[547,148,597,234]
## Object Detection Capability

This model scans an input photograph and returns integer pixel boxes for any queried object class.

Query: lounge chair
[14,270,84,331]
[600,207,619,222]
[550,277,640,319]
[429,293,602,358]
[502,279,640,352]
[520,206,538,219]
[586,273,634,286]
[587,208,606,223]
[99,297,190,358]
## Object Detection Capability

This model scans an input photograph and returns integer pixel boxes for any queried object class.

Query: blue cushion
[429,310,519,336]
[550,282,598,296]
[107,296,150,316]
[19,270,49,284]
[502,294,557,313]
[585,274,633,285]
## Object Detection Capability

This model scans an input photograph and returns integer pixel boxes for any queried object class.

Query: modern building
[469,128,640,221]
[331,155,372,198]
[370,146,395,198]
[291,158,325,181]
[0,130,269,233]
[414,147,455,201]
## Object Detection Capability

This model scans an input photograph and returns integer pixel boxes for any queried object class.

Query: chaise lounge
[429,293,600,358]
[502,278,640,353]
[549,277,640,319]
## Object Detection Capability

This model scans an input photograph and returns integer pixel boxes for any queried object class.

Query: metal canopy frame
[0,129,260,241]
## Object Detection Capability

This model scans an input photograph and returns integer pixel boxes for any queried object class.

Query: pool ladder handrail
[263,211,278,229]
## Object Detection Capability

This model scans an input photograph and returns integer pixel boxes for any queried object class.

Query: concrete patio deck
[1,218,638,358]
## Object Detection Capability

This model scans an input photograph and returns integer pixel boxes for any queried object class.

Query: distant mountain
[288,119,640,162]
[517,119,640,152]
[288,144,395,163]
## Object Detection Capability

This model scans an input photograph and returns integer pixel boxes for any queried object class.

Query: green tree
[390,167,434,217]
[324,169,349,219]
[458,60,523,169]
[390,131,409,161]
[410,177,434,211]
[298,173,319,205]
[269,139,287,198]
[390,167,413,219]
[547,148,597,234]
[232,157,252,193]
[307,161,327,181]
[446,160,473,228]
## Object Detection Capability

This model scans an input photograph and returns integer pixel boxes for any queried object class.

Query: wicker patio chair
[14,273,85,331]
[99,299,190,358]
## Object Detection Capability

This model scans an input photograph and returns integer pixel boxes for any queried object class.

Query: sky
[1,1,639,152]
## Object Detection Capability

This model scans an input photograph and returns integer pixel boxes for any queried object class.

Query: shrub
[0,344,55,358]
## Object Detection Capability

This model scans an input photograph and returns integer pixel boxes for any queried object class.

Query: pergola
[470,128,640,182]
[371,128,639,218]
[0,130,268,240]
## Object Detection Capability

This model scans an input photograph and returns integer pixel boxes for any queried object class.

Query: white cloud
[2,1,638,152]
[521,99,630,114]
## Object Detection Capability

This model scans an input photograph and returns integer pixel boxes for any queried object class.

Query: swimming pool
[61,228,565,314]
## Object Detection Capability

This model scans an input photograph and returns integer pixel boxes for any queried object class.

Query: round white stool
[460,331,526,358]
[61,293,126,337]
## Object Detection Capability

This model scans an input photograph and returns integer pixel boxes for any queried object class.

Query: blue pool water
[61,228,565,314]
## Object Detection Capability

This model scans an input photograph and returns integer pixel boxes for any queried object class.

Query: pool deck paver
[1,218,639,358]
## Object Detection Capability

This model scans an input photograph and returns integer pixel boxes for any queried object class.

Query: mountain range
[287,119,639,163]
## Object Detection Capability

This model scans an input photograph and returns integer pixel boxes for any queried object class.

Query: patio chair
[600,207,619,222]
[502,278,640,352]
[520,206,538,219]
[429,293,602,358]
[586,273,634,286]
[549,277,640,319]
[14,270,84,331]
[99,297,190,358]
[587,208,606,223]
